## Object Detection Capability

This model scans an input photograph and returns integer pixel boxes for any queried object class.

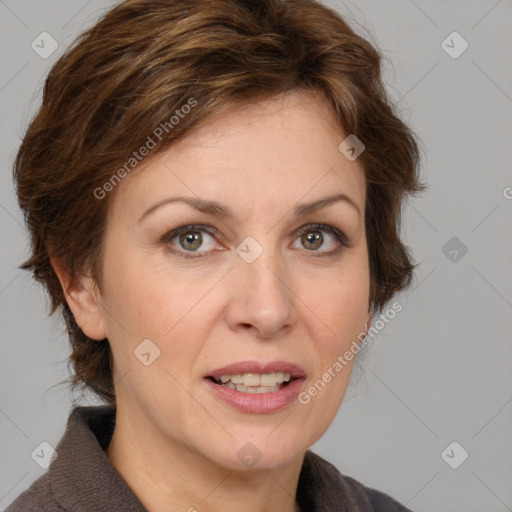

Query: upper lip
[206,360,306,380]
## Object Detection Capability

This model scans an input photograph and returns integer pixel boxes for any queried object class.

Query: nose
[224,247,297,340]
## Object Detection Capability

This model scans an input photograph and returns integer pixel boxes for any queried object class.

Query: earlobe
[50,256,108,341]
[363,314,372,338]
[366,314,372,331]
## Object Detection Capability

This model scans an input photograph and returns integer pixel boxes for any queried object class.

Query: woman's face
[89,91,370,470]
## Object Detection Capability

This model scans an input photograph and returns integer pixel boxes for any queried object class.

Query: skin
[53,90,372,512]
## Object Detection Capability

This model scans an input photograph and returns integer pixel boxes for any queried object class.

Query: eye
[162,222,350,260]
[292,223,350,256]
[162,224,219,259]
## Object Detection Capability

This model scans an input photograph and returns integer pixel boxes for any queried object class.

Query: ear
[50,256,108,341]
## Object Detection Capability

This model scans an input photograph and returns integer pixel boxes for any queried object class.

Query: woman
[6,0,424,510]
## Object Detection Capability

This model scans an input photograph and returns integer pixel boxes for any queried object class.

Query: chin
[201,427,311,472]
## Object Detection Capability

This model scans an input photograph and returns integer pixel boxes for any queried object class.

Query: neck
[106,405,304,512]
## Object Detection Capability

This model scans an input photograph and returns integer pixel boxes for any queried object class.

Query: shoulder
[4,405,109,512]
[4,473,66,512]
[299,450,413,512]
[342,473,413,512]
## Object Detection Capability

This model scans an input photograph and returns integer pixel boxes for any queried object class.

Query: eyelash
[162,223,351,260]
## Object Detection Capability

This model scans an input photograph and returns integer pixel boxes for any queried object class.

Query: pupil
[180,231,201,250]
[303,231,322,250]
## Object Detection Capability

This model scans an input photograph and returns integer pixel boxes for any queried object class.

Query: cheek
[299,271,368,431]
[99,246,219,356]
[305,260,369,324]
[302,259,369,359]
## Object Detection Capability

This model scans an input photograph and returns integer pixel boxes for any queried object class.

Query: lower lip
[204,377,305,413]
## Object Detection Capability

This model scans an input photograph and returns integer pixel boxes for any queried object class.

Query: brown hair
[14,0,424,404]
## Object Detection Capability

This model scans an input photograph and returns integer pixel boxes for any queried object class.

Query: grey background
[1,1,511,510]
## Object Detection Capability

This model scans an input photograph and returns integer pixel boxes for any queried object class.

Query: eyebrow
[138,192,361,223]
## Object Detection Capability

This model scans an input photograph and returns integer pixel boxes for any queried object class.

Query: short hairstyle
[14,0,424,403]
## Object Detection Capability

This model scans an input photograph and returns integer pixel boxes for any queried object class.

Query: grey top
[6,405,413,511]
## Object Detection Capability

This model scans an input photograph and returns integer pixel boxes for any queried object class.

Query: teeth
[230,374,243,385]
[276,372,286,385]
[215,372,292,388]
[221,381,281,394]
[261,373,278,386]
[242,373,260,387]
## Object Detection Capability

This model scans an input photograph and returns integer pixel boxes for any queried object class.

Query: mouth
[204,361,306,413]
[205,360,306,395]
[206,371,295,394]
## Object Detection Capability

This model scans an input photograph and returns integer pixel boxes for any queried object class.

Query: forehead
[109,91,366,221]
